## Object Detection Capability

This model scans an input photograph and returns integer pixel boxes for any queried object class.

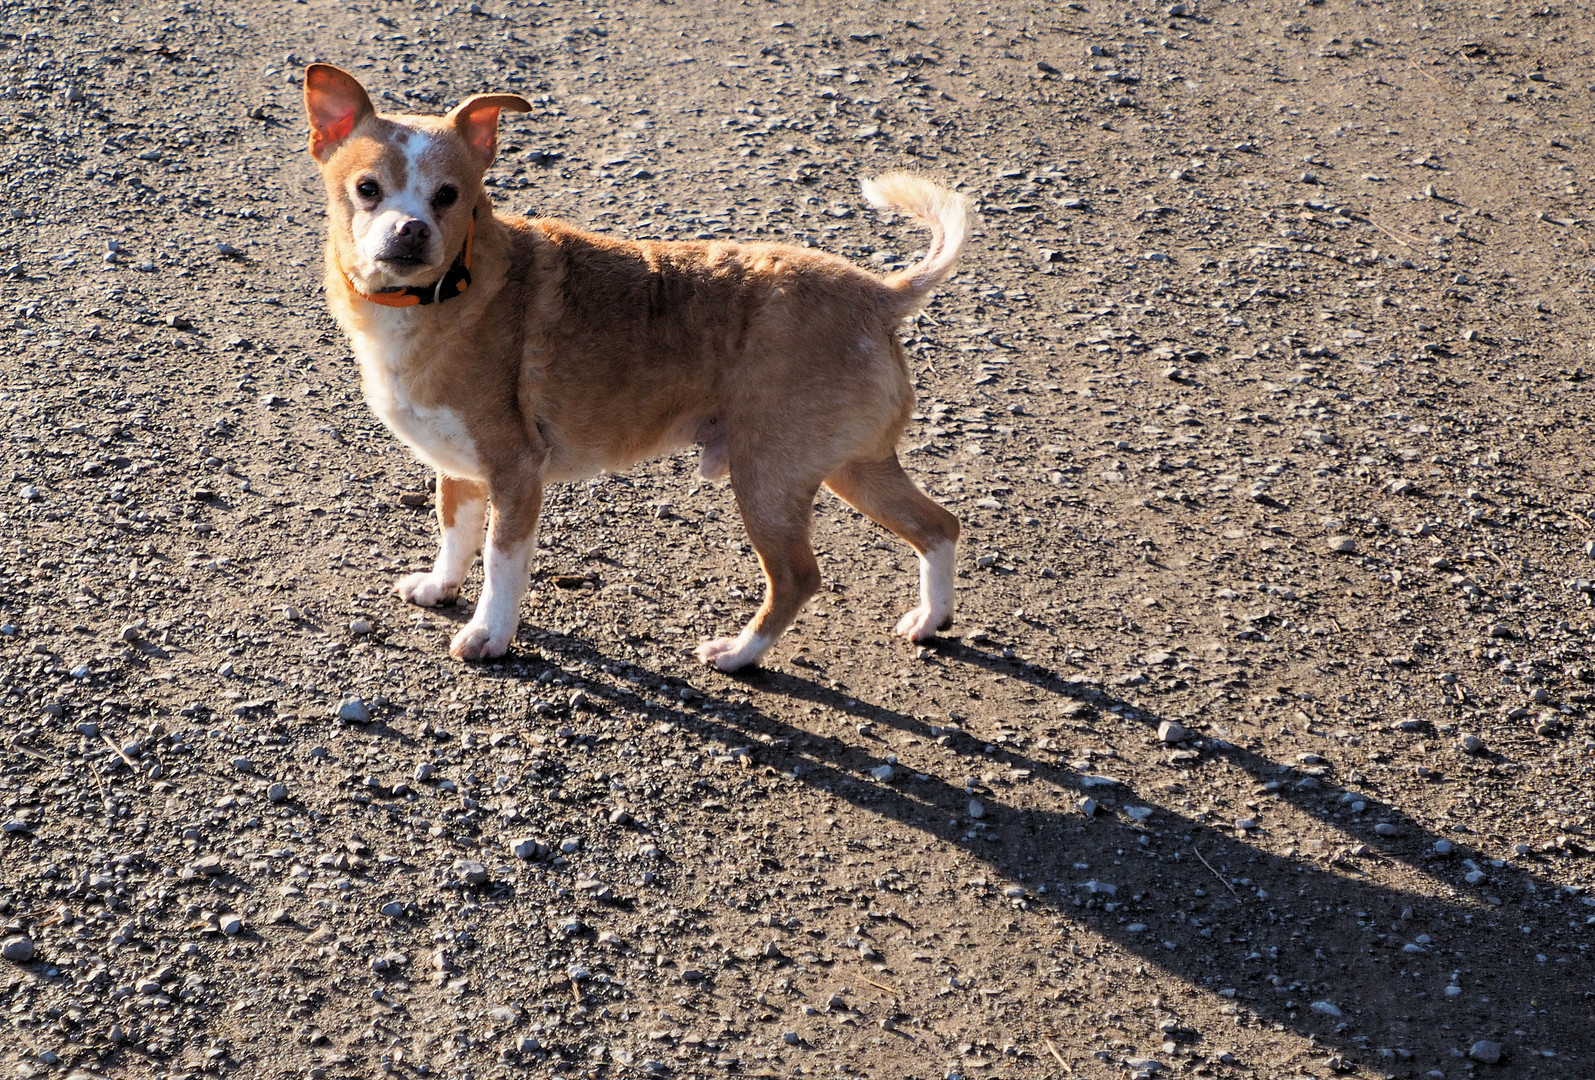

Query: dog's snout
[377,218,434,265]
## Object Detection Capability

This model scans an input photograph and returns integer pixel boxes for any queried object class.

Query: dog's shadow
[461,623,1590,1074]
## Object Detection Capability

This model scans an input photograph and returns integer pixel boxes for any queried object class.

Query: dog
[302,64,969,672]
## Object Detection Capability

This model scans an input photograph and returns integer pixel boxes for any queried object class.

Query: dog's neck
[338,207,478,309]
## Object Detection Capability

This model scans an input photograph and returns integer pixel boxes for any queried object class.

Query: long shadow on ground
[480,628,1589,1078]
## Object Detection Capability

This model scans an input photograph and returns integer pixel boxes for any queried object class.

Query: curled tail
[862,172,969,316]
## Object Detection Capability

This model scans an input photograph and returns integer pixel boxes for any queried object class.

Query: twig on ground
[1194,845,1243,901]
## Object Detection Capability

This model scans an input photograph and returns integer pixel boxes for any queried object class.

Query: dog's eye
[433,184,458,208]
[355,179,381,200]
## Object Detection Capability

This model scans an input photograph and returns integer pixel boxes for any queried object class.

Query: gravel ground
[2,0,1594,1078]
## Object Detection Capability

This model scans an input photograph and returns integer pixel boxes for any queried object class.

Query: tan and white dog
[303,64,969,671]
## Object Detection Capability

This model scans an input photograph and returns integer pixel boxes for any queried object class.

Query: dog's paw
[397,571,459,607]
[895,604,951,642]
[449,619,512,660]
[695,632,770,673]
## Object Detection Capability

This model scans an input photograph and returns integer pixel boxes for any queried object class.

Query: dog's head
[303,65,531,290]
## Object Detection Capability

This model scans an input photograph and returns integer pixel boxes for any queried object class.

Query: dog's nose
[397,218,430,240]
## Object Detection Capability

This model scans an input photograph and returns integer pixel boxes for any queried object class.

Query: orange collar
[339,209,476,308]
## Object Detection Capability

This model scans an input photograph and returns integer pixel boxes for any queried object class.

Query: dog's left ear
[447,93,533,166]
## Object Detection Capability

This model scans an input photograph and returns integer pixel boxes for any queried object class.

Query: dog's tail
[862,172,969,316]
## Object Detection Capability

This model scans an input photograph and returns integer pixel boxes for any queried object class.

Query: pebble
[216,242,245,258]
[1327,535,1358,554]
[1235,818,1257,831]
[218,913,243,936]
[967,799,985,820]
[1465,870,1487,885]
[1375,823,1399,837]
[868,764,894,782]
[1309,1000,1342,1017]
[2,935,35,963]
[1459,734,1484,753]
[266,782,288,803]
[1468,1040,1502,1064]
[454,860,489,886]
[336,698,371,723]
[1157,720,1189,743]
[348,617,373,636]
[510,837,549,860]
[192,855,226,876]
[1433,840,1454,855]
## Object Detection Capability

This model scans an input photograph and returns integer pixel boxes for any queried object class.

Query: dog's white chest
[355,343,483,480]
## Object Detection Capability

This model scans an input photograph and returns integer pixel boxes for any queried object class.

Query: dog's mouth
[376,254,430,269]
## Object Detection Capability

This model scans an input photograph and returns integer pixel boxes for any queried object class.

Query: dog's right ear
[304,64,375,164]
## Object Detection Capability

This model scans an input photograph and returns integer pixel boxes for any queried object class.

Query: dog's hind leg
[696,469,823,672]
[824,454,960,641]
[397,474,487,607]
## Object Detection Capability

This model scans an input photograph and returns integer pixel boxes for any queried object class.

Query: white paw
[895,604,950,641]
[695,631,771,672]
[449,618,512,660]
[397,571,458,607]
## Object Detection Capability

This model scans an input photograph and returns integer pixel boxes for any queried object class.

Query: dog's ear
[447,93,533,166]
[304,64,375,164]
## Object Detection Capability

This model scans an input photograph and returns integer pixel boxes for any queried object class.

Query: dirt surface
[4,0,1595,1077]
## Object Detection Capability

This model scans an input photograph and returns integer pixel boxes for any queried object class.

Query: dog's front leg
[398,474,487,607]
[449,461,544,660]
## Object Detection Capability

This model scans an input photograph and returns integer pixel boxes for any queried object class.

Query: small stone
[1235,818,1257,831]
[267,782,289,803]
[218,913,243,936]
[869,764,895,782]
[967,799,985,820]
[216,243,245,258]
[380,901,406,918]
[454,860,489,886]
[1467,1040,1502,1065]
[1327,535,1357,554]
[510,837,548,861]
[1374,823,1399,837]
[1309,1000,1342,1017]
[1486,622,1513,639]
[192,855,226,876]
[559,836,583,854]
[1459,734,1484,753]
[2,936,35,963]
[348,617,373,636]
[1157,720,1189,743]
[1433,839,1454,855]
[1465,870,1487,885]
[336,698,371,723]
[1078,797,1099,817]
